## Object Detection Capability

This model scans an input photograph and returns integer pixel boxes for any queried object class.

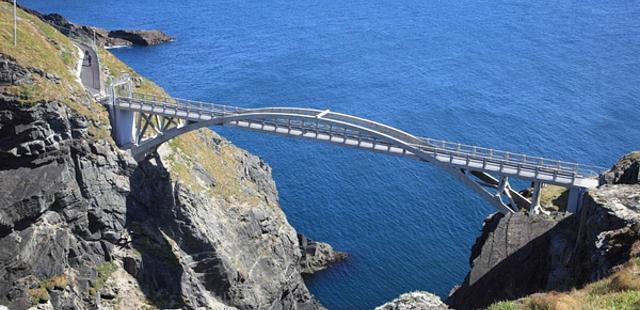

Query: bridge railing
[117,91,605,180]
[129,92,249,115]
[417,137,604,178]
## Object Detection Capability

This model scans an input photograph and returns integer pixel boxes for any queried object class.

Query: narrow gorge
[1,2,639,310]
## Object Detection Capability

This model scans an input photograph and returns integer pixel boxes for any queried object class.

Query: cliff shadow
[447,212,580,310]
[124,153,187,309]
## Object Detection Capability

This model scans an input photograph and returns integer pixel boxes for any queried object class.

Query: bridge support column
[495,176,518,210]
[108,79,136,147]
[529,181,543,215]
[567,187,585,213]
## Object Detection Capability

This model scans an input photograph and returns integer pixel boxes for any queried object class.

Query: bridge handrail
[417,137,604,177]
[119,92,605,178]
[129,92,249,114]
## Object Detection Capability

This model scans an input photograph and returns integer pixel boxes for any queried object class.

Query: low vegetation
[166,132,266,206]
[521,184,569,212]
[3,0,270,214]
[487,258,640,310]
[28,274,69,305]
[0,1,82,104]
[88,261,117,296]
[539,185,568,212]
[98,47,168,98]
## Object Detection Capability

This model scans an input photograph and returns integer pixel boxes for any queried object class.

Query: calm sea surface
[23,1,640,308]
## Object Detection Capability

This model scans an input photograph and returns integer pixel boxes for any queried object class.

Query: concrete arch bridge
[105,76,603,215]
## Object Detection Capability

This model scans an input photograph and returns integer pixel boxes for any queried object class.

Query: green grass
[539,185,568,212]
[487,259,640,310]
[488,301,521,310]
[587,290,640,310]
[0,1,82,104]
[28,274,69,305]
[89,262,117,296]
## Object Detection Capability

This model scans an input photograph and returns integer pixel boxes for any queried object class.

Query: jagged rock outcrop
[600,151,640,185]
[123,147,322,309]
[0,95,323,310]
[11,2,173,48]
[0,107,324,308]
[375,291,449,310]
[0,55,30,86]
[0,20,328,308]
[298,234,347,274]
[448,152,640,309]
[0,99,135,309]
[107,30,174,46]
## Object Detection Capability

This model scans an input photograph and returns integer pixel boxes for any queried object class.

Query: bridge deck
[113,93,602,189]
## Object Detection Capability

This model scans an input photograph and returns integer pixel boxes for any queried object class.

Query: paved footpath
[76,42,100,95]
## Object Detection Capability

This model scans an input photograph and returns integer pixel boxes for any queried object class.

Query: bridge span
[105,76,603,215]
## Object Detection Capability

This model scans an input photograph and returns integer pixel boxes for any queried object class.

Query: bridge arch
[114,101,523,214]
[106,84,602,215]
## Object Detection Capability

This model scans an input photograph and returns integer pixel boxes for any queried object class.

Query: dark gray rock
[124,153,323,309]
[108,30,174,46]
[13,3,174,48]
[298,234,347,274]
[448,153,640,310]
[0,90,326,309]
[447,212,576,309]
[0,99,133,310]
[600,151,640,185]
[0,55,31,86]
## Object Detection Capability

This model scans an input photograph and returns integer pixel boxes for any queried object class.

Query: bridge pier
[108,76,137,147]
[529,181,544,215]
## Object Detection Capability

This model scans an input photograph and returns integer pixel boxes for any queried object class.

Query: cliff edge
[0,3,341,309]
[448,152,640,309]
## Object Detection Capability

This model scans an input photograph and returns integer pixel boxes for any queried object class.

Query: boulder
[376,291,450,310]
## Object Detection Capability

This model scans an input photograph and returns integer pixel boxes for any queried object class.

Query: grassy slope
[0,1,80,103]
[488,258,640,310]
[1,2,272,206]
[0,2,114,140]
[98,49,269,206]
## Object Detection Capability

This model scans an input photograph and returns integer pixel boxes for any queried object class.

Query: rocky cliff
[448,153,640,309]
[0,3,341,309]
[375,291,449,310]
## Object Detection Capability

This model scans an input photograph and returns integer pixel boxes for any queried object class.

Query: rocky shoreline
[14,1,174,48]
[1,2,639,309]
[0,4,344,309]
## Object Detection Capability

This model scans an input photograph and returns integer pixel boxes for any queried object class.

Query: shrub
[487,300,521,310]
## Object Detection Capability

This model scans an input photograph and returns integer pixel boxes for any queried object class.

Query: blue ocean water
[24,1,640,308]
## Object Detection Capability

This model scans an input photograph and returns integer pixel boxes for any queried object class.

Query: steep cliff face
[0,99,135,309]
[0,4,335,309]
[448,153,640,310]
[123,139,322,309]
